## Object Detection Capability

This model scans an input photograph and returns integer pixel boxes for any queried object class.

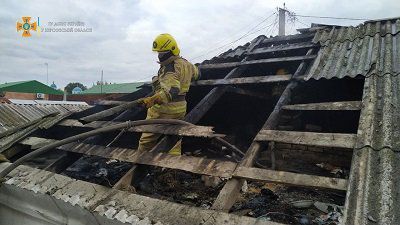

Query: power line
[295,14,369,21]
[217,15,279,56]
[191,12,277,61]
[247,16,278,37]
[295,17,309,27]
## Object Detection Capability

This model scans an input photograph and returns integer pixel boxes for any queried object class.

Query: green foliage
[65,82,87,94]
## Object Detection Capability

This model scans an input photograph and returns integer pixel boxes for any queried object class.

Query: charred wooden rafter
[19,139,346,191]
[282,101,362,111]
[212,48,318,211]
[58,120,223,138]
[191,75,292,86]
[199,55,316,70]
[255,130,356,149]
[248,42,318,55]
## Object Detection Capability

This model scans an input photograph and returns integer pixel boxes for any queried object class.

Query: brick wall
[4,92,49,100]
[63,93,126,105]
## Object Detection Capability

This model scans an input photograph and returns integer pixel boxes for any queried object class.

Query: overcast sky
[0,0,399,89]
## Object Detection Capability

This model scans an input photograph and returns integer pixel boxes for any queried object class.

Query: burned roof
[0,16,399,225]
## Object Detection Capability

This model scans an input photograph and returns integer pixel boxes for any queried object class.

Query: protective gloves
[138,92,164,108]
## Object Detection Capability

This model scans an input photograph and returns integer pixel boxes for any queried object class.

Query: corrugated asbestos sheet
[344,74,400,225]
[306,18,400,80]
[0,103,90,133]
[331,19,400,225]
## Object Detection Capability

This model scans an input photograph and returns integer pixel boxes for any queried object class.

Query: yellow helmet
[152,33,180,56]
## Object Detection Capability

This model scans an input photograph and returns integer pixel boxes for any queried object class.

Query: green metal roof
[0,80,63,95]
[79,82,147,94]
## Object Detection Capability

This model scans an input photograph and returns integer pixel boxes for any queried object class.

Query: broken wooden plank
[191,75,292,86]
[0,116,58,153]
[282,101,362,111]
[57,142,237,178]
[127,124,223,138]
[199,55,316,70]
[234,167,348,191]
[249,42,318,55]
[54,141,348,191]
[19,137,56,149]
[255,130,356,149]
[57,120,223,138]
[212,48,317,212]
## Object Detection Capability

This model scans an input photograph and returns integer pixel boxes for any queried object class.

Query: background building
[0,80,63,100]
[66,82,148,105]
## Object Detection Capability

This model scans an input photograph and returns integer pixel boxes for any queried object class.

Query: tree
[64,82,87,94]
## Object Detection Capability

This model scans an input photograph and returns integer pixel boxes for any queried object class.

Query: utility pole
[278,6,286,36]
[100,70,103,94]
[44,63,49,85]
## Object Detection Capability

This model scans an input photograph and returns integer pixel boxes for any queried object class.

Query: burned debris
[0,17,399,225]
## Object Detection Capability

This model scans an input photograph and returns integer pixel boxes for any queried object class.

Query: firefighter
[137,33,199,155]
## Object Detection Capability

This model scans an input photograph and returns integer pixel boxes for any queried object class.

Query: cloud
[0,0,399,88]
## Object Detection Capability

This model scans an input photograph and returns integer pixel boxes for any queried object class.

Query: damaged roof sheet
[0,103,90,132]
[306,18,400,80]
[344,73,400,225]
[0,163,277,225]
[309,19,400,225]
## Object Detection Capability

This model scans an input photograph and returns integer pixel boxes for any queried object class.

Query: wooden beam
[199,55,316,70]
[255,130,356,149]
[248,42,318,55]
[234,167,348,191]
[45,141,347,191]
[57,142,236,178]
[191,75,292,86]
[282,101,362,111]
[17,136,347,191]
[212,48,316,211]
[57,120,223,138]
[261,33,315,45]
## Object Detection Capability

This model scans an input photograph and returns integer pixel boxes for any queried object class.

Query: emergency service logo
[16,16,41,37]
